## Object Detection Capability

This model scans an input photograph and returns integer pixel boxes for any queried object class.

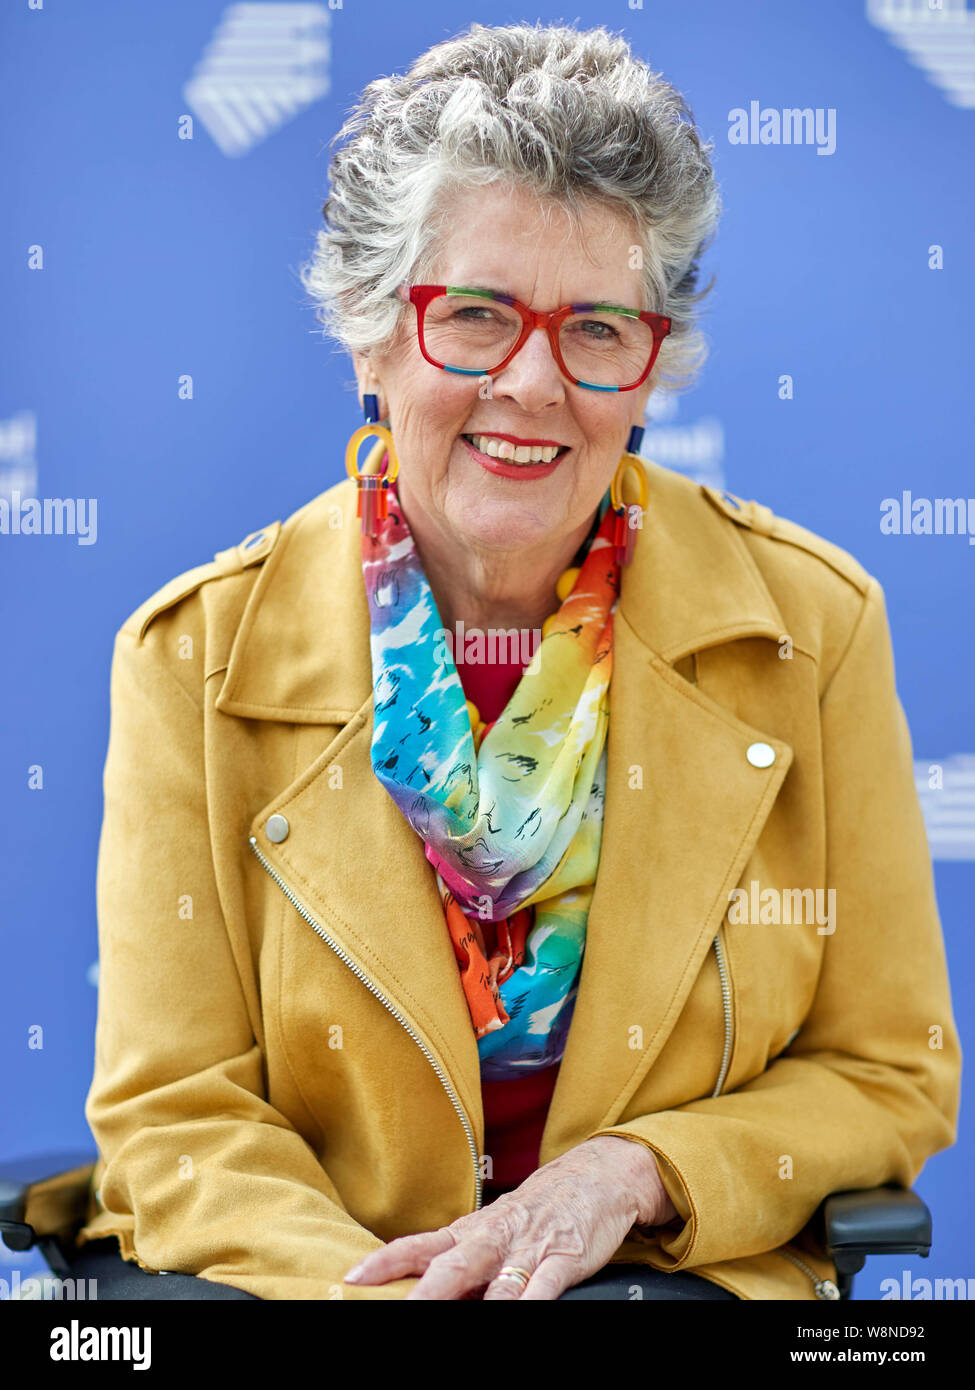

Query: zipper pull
[780,1246,842,1300]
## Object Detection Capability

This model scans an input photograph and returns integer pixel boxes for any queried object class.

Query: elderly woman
[77,22,960,1301]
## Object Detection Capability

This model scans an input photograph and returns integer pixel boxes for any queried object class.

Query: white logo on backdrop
[641,391,726,490]
[915,755,975,860]
[0,411,38,504]
[867,0,975,109]
[184,2,331,157]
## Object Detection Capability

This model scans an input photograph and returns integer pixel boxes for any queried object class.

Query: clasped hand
[344,1135,679,1300]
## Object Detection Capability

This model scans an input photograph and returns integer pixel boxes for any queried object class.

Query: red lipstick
[459,434,569,481]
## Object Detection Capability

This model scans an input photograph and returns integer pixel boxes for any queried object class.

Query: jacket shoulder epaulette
[122,522,282,641]
[700,486,870,595]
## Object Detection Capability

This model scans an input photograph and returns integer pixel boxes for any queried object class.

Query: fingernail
[345,1263,366,1283]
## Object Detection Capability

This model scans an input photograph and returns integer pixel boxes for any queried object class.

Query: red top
[457,643,561,1201]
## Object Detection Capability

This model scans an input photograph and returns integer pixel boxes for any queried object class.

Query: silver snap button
[746,742,776,768]
[266,813,290,843]
[243,531,265,550]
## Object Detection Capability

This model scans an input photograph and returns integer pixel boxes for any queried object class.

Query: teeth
[468,435,562,463]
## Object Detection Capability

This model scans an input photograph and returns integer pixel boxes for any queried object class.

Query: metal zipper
[711,929,733,1096]
[710,929,839,1300]
[779,1247,841,1300]
[248,834,483,1211]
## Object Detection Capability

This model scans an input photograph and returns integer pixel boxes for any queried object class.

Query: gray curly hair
[300,21,721,396]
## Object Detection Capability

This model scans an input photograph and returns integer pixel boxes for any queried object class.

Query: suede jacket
[77,459,962,1300]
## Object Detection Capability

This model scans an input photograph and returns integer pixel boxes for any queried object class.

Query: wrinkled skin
[344,1135,680,1300]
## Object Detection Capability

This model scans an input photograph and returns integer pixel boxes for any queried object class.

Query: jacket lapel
[217,467,793,1153]
[217,479,483,1125]
[539,465,795,1155]
[540,610,793,1156]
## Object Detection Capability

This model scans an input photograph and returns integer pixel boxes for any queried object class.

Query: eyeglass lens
[421,291,655,388]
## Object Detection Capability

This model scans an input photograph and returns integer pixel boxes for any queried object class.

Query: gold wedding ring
[496,1264,532,1291]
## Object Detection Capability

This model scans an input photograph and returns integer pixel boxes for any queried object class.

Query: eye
[573,318,622,341]
[454,305,499,322]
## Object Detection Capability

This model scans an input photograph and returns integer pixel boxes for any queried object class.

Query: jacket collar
[216,462,787,720]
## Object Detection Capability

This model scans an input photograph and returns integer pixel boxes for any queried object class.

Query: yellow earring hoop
[610,453,648,512]
[345,423,400,538]
[345,423,400,484]
[610,452,648,566]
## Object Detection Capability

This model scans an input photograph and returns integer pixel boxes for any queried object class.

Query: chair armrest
[818,1186,932,1276]
[0,1150,98,1251]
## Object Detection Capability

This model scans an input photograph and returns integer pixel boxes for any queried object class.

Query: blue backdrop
[2,0,972,1299]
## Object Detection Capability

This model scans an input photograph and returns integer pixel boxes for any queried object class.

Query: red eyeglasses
[396,284,672,392]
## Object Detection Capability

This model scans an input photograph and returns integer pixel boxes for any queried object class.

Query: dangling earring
[610,425,649,567]
[346,391,399,537]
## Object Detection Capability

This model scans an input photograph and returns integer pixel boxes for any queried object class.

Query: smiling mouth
[462,434,570,465]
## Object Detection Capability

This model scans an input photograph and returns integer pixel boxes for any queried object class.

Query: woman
[77,21,960,1301]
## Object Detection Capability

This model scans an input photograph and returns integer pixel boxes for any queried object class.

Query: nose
[489,325,566,411]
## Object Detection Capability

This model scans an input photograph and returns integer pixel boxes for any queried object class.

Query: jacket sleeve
[588,575,962,1270]
[82,619,416,1300]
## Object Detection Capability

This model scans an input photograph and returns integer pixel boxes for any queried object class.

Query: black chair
[0,1148,933,1300]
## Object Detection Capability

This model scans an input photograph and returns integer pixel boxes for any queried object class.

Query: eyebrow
[446,283,514,301]
[447,283,641,313]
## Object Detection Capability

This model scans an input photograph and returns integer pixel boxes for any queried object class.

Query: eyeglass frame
[391,284,672,393]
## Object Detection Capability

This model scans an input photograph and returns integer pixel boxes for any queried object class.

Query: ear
[351,351,386,419]
[350,351,371,409]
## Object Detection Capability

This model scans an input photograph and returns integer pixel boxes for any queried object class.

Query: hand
[343,1135,680,1300]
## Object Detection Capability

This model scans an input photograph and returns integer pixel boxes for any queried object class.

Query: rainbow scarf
[361,482,619,1078]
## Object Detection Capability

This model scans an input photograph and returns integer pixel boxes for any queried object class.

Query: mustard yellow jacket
[77,460,961,1301]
